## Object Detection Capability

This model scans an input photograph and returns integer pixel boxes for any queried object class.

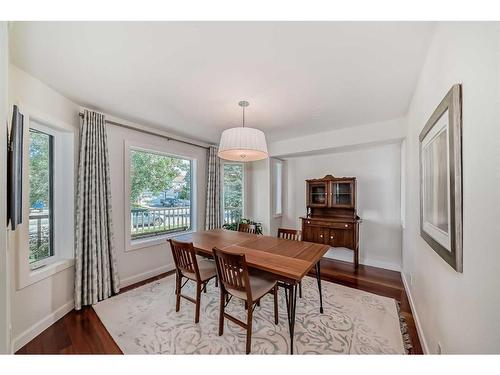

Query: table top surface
[175,229,329,282]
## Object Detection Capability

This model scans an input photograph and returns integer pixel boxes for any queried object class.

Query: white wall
[245,158,272,235]
[283,142,402,271]
[106,124,207,287]
[0,22,11,354]
[403,22,500,354]
[8,65,79,351]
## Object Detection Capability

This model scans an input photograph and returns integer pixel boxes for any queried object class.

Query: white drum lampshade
[217,101,268,162]
[218,127,268,162]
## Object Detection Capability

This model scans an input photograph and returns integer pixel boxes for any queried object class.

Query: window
[273,159,283,216]
[28,129,54,266]
[129,148,193,240]
[17,113,74,289]
[223,163,244,224]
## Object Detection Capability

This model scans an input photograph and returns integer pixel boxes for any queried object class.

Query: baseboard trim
[12,299,74,352]
[361,258,401,272]
[120,263,175,289]
[401,273,429,354]
[12,264,175,352]
[324,250,401,272]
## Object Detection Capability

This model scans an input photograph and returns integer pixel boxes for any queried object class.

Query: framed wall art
[419,84,463,272]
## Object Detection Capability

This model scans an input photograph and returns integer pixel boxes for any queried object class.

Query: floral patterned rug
[93,275,405,354]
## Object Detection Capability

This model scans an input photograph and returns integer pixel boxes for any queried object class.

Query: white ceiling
[10,22,435,143]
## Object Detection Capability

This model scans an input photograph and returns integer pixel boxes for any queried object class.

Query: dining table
[176,228,330,354]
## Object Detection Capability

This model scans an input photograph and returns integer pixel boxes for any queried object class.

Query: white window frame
[124,140,198,252]
[14,106,75,290]
[221,161,245,225]
[272,158,283,217]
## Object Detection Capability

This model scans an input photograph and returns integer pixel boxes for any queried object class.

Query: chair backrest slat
[168,239,200,280]
[238,223,257,234]
[277,228,301,241]
[212,247,252,301]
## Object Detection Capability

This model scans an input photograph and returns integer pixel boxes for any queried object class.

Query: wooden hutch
[300,175,361,267]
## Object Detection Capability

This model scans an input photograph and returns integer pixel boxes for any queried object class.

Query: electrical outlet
[437,342,443,354]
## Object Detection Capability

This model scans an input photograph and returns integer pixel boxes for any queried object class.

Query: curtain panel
[74,109,120,310]
[205,145,221,229]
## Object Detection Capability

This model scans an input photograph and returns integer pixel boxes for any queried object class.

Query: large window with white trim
[17,114,74,288]
[222,163,244,224]
[129,148,193,240]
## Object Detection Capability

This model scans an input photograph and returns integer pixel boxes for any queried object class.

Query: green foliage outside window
[28,130,53,263]
[130,149,190,204]
[29,131,51,208]
[223,163,243,211]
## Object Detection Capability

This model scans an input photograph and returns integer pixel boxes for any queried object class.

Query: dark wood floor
[16,259,422,354]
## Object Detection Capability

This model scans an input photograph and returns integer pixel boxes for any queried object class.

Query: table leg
[285,283,298,355]
[315,261,324,314]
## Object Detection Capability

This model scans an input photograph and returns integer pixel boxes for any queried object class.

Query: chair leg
[246,303,253,354]
[175,273,181,312]
[195,282,202,323]
[273,285,279,325]
[218,290,225,336]
[299,282,302,298]
[203,281,207,293]
[215,276,218,288]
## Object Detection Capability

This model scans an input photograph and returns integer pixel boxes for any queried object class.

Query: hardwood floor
[16,259,422,354]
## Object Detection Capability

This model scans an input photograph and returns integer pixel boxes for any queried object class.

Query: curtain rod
[78,112,210,150]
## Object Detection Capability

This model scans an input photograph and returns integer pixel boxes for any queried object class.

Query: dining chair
[277,228,303,298]
[168,238,217,323]
[237,223,257,234]
[212,247,279,354]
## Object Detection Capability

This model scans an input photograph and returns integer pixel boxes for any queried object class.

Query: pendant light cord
[238,100,249,127]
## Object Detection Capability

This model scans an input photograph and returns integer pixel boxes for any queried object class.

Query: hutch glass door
[331,181,353,207]
[309,182,328,206]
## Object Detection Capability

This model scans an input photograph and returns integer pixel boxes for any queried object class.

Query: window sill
[18,258,75,290]
[126,230,196,252]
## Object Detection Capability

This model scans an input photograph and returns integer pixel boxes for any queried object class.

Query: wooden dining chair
[168,238,217,323]
[277,228,303,298]
[277,228,301,241]
[212,247,279,354]
[237,223,257,234]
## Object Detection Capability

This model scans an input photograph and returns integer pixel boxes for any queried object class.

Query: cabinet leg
[354,247,359,268]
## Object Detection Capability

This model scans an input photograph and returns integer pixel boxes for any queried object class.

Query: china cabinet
[301,175,361,267]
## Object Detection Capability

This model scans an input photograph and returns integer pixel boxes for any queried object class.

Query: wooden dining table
[176,228,330,354]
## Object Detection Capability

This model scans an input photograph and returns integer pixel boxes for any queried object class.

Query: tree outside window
[129,149,193,240]
[223,163,244,224]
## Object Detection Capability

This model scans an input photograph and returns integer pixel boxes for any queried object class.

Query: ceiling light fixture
[217,101,268,162]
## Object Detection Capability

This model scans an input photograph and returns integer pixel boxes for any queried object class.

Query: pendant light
[217,101,268,162]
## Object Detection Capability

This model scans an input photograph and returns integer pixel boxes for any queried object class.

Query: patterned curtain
[205,145,221,229]
[74,109,120,310]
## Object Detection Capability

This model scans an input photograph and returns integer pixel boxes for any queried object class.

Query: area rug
[93,275,405,354]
